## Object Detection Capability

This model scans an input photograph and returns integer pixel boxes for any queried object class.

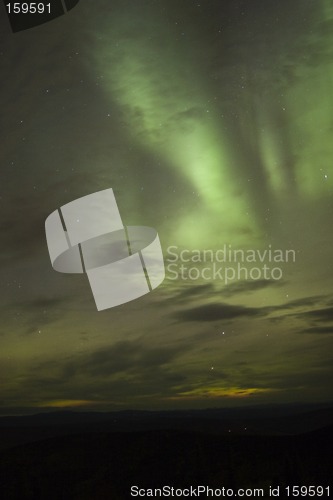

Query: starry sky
[1,0,333,415]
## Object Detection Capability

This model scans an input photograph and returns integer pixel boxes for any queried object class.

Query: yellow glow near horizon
[167,386,276,400]
[36,400,96,408]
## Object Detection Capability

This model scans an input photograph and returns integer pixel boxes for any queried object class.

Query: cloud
[299,326,333,335]
[279,295,328,310]
[13,295,72,335]
[175,302,266,322]
[167,386,276,401]
[295,307,333,323]
[86,342,180,376]
[170,283,215,303]
[1,339,189,409]
[24,296,69,310]
[221,279,285,297]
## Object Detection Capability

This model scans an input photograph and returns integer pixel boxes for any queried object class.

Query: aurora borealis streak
[90,0,333,246]
[89,3,261,246]
[0,0,332,415]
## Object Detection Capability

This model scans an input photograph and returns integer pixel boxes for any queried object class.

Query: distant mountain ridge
[0,403,332,452]
[0,425,332,499]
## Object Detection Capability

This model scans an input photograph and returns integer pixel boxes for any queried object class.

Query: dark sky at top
[0,0,333,415]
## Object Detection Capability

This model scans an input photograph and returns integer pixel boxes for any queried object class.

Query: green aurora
[0,0,332,414]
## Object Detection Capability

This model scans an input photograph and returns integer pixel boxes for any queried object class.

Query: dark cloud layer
[296,307,333,323]
[221,279,285,297]
[175,302,266,323]
[80,341,184,377]
[300,327,333,335]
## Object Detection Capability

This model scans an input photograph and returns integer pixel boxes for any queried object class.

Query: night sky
[1,0,333,415]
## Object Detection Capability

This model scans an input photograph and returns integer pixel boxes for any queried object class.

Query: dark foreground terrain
[0,406,332,499]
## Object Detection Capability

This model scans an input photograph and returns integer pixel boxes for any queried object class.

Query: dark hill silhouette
[1,403,333,451]
[0,405,332,499]
[0,425,332,499]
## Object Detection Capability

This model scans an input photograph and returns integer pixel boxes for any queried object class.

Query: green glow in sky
[91,7,261,247]
[1,0,333,414]
[91,1,333,250]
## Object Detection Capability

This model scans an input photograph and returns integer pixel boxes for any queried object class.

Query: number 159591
[6,3,51,14]
[285,486,330,497]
